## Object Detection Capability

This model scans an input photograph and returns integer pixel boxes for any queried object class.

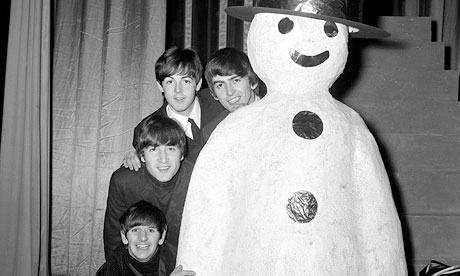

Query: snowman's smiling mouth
[290,49,329,67]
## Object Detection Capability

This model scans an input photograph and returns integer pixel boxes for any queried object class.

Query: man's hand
[122,150,141,171]
[169,265,196,276]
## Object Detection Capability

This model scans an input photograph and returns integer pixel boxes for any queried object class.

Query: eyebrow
[131,224,158,229]
[164,75,193,80]
[212,74,239,85]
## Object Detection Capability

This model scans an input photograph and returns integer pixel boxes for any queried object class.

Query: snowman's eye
[278,17,293,34]
[324,21,338,37]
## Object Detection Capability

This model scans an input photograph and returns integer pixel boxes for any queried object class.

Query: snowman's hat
[225,0,390,39]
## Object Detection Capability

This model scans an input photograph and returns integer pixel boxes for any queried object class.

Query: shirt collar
[166,96,201,130]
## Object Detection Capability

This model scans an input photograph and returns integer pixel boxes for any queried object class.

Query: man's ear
[120,231,128,245]
[139,151,145,163]
[159,227,167,245]
[156,81,164,93]
[251,82,259,90]
[195,79,203,91]
[181,155,184,161]
[209,89,219,101]
[348,26,359,34]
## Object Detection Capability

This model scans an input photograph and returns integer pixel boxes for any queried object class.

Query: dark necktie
[188,118,202,145]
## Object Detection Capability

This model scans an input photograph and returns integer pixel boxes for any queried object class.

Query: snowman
[176,1,407,275]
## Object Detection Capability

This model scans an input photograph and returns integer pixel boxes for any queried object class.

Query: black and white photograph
[0,1,459,276]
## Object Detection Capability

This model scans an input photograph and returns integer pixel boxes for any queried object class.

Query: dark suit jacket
[202,109,230,143]
[132,88,225,163]
[103,160,194,275]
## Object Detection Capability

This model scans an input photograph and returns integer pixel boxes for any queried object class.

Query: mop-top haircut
[119,200,167,235]
[205,47,260,96]
[155,46,203,84]
[135,115,187,158]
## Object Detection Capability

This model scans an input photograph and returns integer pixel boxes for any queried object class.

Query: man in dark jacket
[123,46,225,170]
[103,116,195,276]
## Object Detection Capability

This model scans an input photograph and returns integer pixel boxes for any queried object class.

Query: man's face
[141,145,183,182]
[211,74,258,112]
[121,225,165,262]
[160,74,202,116]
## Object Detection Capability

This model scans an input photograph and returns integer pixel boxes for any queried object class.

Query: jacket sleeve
[103,171,129,260]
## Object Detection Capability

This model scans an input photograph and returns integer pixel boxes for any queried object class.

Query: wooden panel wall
[363,0,460,70]
[332,16,460,275]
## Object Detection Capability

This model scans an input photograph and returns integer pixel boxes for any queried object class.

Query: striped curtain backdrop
[166,0,253,73]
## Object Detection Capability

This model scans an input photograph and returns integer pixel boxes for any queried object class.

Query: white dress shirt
[166,97,201,139]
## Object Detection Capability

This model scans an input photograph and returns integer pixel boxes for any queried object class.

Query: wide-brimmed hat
[225,0,390,39]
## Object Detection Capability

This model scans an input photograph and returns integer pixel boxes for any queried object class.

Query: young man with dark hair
[98,200,167,275]
[123,46,225,170]
[103,115,194,276]
[202,47,265,141]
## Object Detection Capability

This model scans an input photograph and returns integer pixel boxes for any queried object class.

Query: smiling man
[103,115,194,276]
[125,46,225,170]
[206,48,261,112]
[98,200,167,275]
[202,47,265,142]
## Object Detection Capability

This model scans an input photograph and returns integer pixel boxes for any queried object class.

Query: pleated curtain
[52,1,166,274]
[0,0,50,275]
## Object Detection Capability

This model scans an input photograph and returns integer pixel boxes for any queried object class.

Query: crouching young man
[103,115,194,276]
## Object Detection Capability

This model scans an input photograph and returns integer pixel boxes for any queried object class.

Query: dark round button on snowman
[177,1,407,275]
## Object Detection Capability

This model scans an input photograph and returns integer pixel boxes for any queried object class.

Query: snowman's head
[247,13,351,92]
[226,0,389,94]
[226,0,389,39]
